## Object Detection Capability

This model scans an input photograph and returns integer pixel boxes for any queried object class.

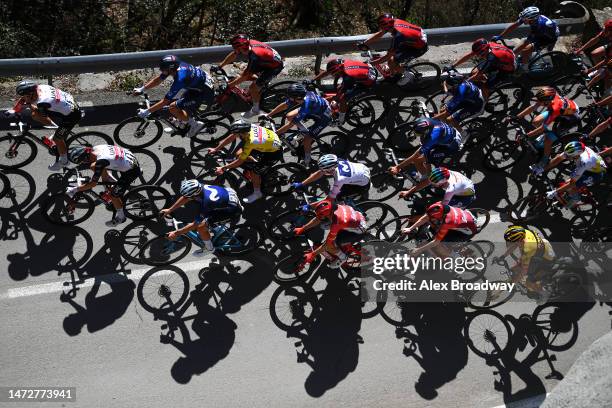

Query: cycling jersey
[420,120,462,157]
[35,85,78,117]
[246,40,283,73]
[326,205,367,246]
[542,95,579,130]
[481,43,516,73]
[329,160,371,199]
[238,125,283,160]
[198,185,242,218]
[446,81,485,111]
[289,92,331,122]
[520,15,559,40]
[440,171,475,204]
[340,60,377,86]
[391,19,427,50]
[521,230,554,266]
[92,145,138,186]
[433,207,477,241]
[161,62,213,100]
[569,147,607,179]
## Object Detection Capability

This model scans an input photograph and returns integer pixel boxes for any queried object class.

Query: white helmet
[179,179,202,198]
[519,7,540,21]
[318,154,338,170]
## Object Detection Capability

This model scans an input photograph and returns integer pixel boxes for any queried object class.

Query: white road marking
[79,100,94,107]
[1,258,212,300]
[490,393,550,408]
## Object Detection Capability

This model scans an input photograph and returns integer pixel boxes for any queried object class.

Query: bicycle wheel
[0,136,38,169]
[453,242,487,283]
[548,272,584,300]
[267,209,313,241]
[403,62,441,91]
[139,235,192,266]
[484,88,510,114]
[137,267,190,315]
[527,51,567,80]
[0,172,8,200]
[354,201,399,232]
[464,310,512,358]
[261,87,291,113]
[531,303,579,351]
[269,283,318,331]
[377,288,413,327]
[462,118,493,148]
[214,223,263,256]
[0,169,36,210]
[311,131,352,160]
[507,193,549,223]
[466,280,515,310]
[113,117,163,149]
[190,111,233,152]
[123,185,171,220]
[261,162,309,197]
[387,122,419,152]
[66,130,113,150]
[119,220,160,264]
[553,75,588,101]
[483,141,525,171]
[41,192,96,225]
[347,95,387,127]
[273,253,320,284]
[374,215,413,242]
[369,171,405,202]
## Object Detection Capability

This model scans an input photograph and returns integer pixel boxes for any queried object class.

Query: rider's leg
[169,102,189,121]
[196,221,214,250]
[590,46,606,65]
[414,154,430,177]
[518,42,534,65]
[387,55,404,76]
[303,135,313,165]
[249,82,262,108]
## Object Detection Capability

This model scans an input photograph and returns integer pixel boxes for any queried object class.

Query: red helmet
[426,201,450,222]
[312,199,334,219]
[605,18,612,32]
[230,34,250,50]
[326,58,344,74]
[472,38,490,55]
[378,13,395,30]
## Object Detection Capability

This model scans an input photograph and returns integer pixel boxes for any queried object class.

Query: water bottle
[100,190,113,204]
[42,135,56,148]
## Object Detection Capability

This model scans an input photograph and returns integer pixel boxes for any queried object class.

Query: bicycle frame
[166,216,247,251]
[5,115,60,156]
[134,93,185,134]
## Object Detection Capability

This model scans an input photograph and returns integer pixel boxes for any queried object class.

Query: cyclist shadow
[60,229,135,336]
[394,302,468,400]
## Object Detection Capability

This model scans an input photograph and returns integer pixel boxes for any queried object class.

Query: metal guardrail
[0,1,590,80]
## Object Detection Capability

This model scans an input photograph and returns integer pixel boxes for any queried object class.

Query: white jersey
[36,85,77,116]
[442,170,475,204]
[570,147,606,179]
[329,160,370,198]
[93,145,137,172]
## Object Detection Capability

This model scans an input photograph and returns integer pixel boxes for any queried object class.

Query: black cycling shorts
[112,165,142,197]
[53,109,82,140]
[242,150,283,175]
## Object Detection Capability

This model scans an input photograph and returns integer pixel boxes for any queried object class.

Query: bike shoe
[105,216,127,227]
[48,160,69,172]
[243,191,263,204]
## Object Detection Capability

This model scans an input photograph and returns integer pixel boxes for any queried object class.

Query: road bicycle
[139,215,262,264]
[113,92,234,149]
[41,166,171,225]
[0,113,112,169]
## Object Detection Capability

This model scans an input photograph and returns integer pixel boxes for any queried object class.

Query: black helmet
[68,146,92,164]
[443,72,464,88]
[230,119,251,134]
[287,83,307,98]
[160,55,180,71]
[16,80,38,96]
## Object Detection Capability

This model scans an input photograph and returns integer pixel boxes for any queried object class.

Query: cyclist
[513,87,580,174]
[159,180,243,254]
[312,58,377,125]
[543,141,607,208]
[215,34,284,118]
[450,38,516,98]
[399,167,476,208]
[291,154,371,202]
[497,225,555,292]
[584,95,612,143]
[10,81,82,172]
[583,56,611,92]
[359,13,428,85]
[389,117,463,181]
[208,120,283,203]
[295,199,368,269]
[66,145,141,227]
[494,7,559,68]
[133,55,214,138]
[574,18,612,65]
[401,201,477,257]
[266,83,332,166]
[433,72,485,135]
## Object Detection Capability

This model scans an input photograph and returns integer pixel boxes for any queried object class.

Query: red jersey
[326,205,367,245]
[246,40,283,72]
[341,60,377,86]
[393,19,427,49]
[489,43,516,72]
[544,94,578,128]
[434,207,477,241]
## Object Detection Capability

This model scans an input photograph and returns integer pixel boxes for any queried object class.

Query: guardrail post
[47,75,53,86]
[314,53,322,75]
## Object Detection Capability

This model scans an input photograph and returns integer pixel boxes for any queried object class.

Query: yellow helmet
[504,225,526,242]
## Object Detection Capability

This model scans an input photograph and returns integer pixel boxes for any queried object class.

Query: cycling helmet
[378,13,395,30]
[429,167,451,184]
[230,119,251,134]
[287,83,307,98]
[519,6,540,21]
[564,141,585,157]
[16,80,37,96]
[535,86,556,102]
[426,201,450,222]
[68,146,92,164]
[605,18,612,32]
[230,34,250,49]
[326,58,344,74]
[472,38,490,55]
[179,179,202,198]
[318,154,338,171]
[160,55,180,71]
[504,225,526,242]
[442,72,464,88]
[413,117,435,135]
[312,199,334,219]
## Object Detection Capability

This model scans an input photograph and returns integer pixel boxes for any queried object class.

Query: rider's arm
[30,103,56,126]
[300,170,324,186]
[302,216,321,232]
[526,123,544,138]
[594,95,612,107]
[400,179,431,197]
[404,214,429,233]
[142,76,163,90]
[588,117,612,139]
[396,149,422,170]
[411,238,439,257]
[227,71,251,88]
[452,52,477,68]
[211,133,238,152]
[147,98,172,114]
[221,157,246,172]
[575,31,603,54]
[544,153,565,171]
[516,103,538,118]
[498,21,521,38]
[363,30,386,46]
[312,70,330,82]
[164,196,190,215]
[76,161,108,192]
[219,51,237,68]
[267,102,290,118]
[171,221,198,237]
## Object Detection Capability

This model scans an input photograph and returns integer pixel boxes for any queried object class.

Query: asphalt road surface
[0,77,611,408]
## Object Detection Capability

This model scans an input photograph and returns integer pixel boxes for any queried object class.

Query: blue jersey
[420,120,460,156]
[161,62,212,100]
[197,185,240,218]
[446,81,484,112]
[287,92,331,122]
[522,15,559,40]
